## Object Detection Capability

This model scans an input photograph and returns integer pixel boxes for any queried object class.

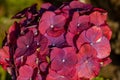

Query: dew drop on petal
[96,37,102,43]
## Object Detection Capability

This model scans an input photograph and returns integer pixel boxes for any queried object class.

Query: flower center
[90,42,93,45]
[50,25,54,28]
[96,37,102,43]
[62,59,65,63]
[52,44,55,46]
[26,45,29,48]
[77,23,80,27]
[37,42,40,46]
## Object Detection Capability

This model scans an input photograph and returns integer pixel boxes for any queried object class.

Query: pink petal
[85,26,102,43]
[66,32,75,46]
[26,53,37,68]
[0,46,10,69]
[17,31,34,48]
[40,62,48,72]
[39,20,50,35]
[70,1,85,9]
[93,36,111,59]
[41,3,52,9]
[76,31,89,49]
[18,65,33,79]
[40,11,55,21]
[77,44,100,79]
[100,25,112,40]
[50,48,65,71]
[35,74,42,80]
[90,11,107,25]
[47,70,69,80]
[53,15,66,28]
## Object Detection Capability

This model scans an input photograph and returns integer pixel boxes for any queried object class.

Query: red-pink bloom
[50,47,77,71]
[14,31,37,67]
[68,12,91,34]
[77,26,111,59]
[0,1,112,80]
[39,11,66,37]
[76,44,100,79]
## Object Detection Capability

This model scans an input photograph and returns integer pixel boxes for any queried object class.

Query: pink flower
[38,11,66,37]
[68,12,91,34]
[76,44,100,79]
[0,0,112,80]
[50,47,77,72]
[77,26,111,59]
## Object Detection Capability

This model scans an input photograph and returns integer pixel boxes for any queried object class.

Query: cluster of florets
[0,0,112,80]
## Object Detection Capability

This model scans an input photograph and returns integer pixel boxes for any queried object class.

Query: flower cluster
[0,0,112,80]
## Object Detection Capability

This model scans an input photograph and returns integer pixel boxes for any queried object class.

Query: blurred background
[0,0,120,80]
